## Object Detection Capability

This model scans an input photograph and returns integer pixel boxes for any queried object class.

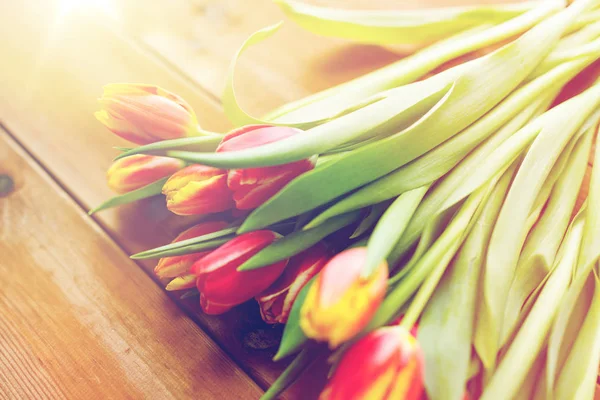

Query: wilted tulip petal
[95,83,200,144]
[107,154,184,194]
[320,326,424,400]
[191,230,288,314]
[217,125,316,210]
[162,164,235,216]
[256,243,329,324]
[300,247,388,348]
[154,220,229,279]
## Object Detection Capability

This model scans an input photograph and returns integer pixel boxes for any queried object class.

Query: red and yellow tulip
[256,243,329,324]
[300,247,388,348]
[320,326,424,400]
[106,154,184,194]
[216,125,316,210]
[191,230,288,315]
[154,220,229,279]
[162,164,235,216]
[95,83,200,144]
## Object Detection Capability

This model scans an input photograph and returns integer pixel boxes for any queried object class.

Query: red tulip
[320,326,424,400]
[191,230,288,315]
[106,154,184,194]
[162,164,235,216]
[154,220,229,279]
[216,125,316,210]
[256,243,329,324]
[95,84,200,144]
[300,247,388,348]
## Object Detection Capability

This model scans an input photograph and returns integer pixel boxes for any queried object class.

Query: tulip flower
[162,164,235,216]
[106,154,184,194]
[154,220,229,279]
[191,230,288,315]
[300,247,388,348]
[216,125,316,210]
[320,326,424,400]
[165,274,196,291]
[256,243,329,324]
[95,83,200,145]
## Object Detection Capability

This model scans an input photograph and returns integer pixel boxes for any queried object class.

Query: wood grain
[0,127,263,399]
[0,0,311,397]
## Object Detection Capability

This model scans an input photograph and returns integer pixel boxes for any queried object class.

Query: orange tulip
[162,164,235,216]
[95,83,200,144]
[106,154,184,194]
[154,220,229,279]
[216,125,316,210]
[191,230,288,315]
[320,326,424,400]
[300,247,388,348]
[256,243,329,324]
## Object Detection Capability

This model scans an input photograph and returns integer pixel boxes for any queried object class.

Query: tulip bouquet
[92,0,600,398]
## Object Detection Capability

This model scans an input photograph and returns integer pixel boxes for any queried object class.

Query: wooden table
[0,0,594,398]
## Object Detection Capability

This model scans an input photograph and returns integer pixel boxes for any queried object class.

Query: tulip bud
[162,164,235,216]
[216,125,316,210]
[165,274,196,291]
[300,247,388,348]
[106,154,184,194]
[320,326,424,400]
[256,243,329,324]
[154,220,229,279]
[95,83,200,145]
[191,230,288,315]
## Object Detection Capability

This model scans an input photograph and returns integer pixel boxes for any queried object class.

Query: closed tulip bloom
[300,247,388,348]
[106,154,184,194]
[191,230,288,315]
[95,83,200,144]
[216,125,316,210]
[165,274,196,291]
[320,326,424,400]
[162,164,234,216]
[154,220,229,279]
[256,243,329,324]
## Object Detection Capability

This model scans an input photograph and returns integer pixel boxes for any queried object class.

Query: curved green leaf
[364,186,428,276]
[131,226,239,259]
[273,277,317,361]
[237,211,360,271]
[113,135,223,161]
[88,177,167,214]
[276,0,544,45]
[305,57,587,227]
[235,7,583,232]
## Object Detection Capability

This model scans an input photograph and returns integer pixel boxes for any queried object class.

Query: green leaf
[500,125,594,347]
[306,56,588,227]
[479,214,585,400]
[273,277,316,361]
[553,272,600,400]
[261,347,320,400]
[174,79,456,166]
[236,6,585,232]
[266,3,563,126]
[275,0,545,45]
[364,186,428,276]
[88,177,168,214]
[131,226,239,259]
[237,211,360,271]
[419,158,512,400]
[481,84,600,366]
[113,135,223,161]
[348,202,389,239]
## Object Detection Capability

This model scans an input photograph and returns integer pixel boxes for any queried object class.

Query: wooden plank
[0,1,315,397]
[0,127,263,399]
